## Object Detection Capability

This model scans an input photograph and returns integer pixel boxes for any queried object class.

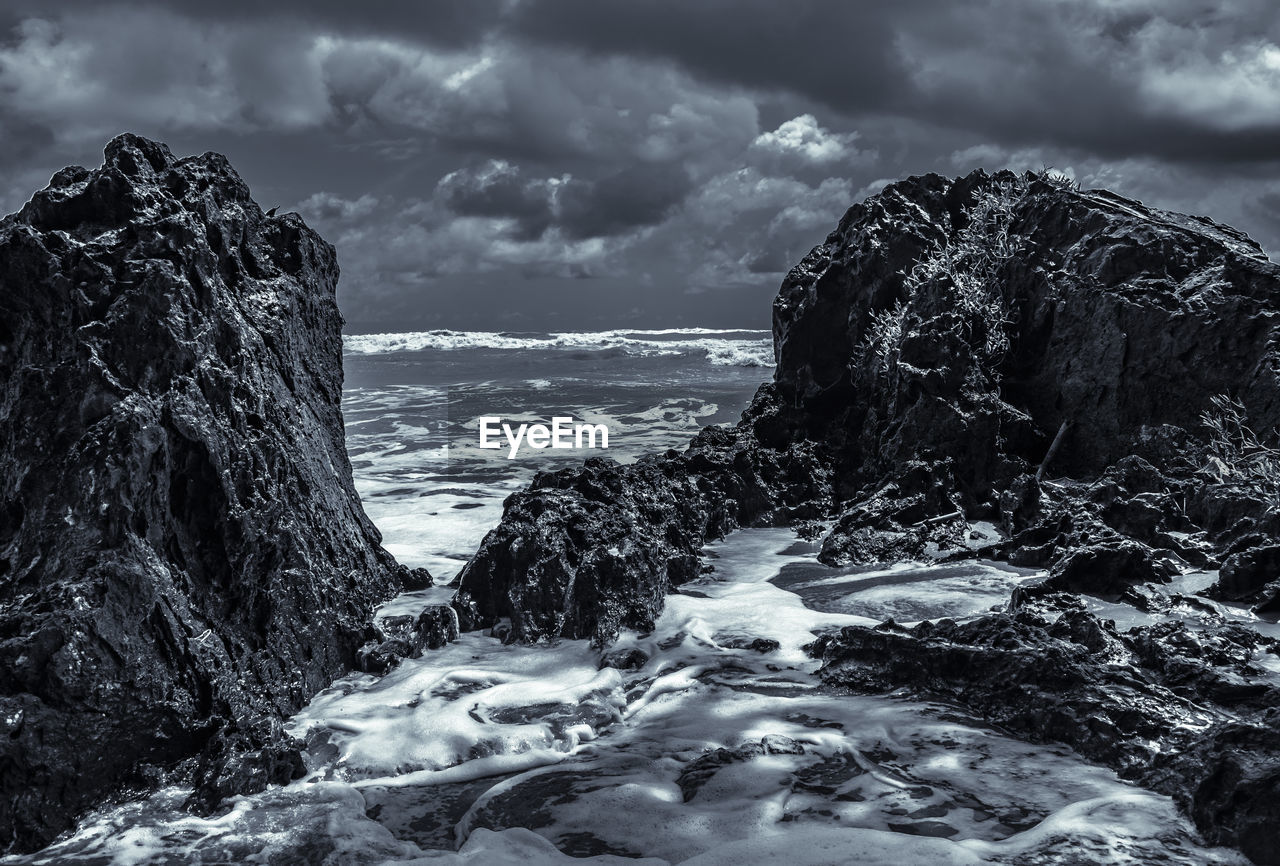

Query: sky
[2,1,1279,332]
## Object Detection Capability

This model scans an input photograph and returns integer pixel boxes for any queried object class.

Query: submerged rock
[0,134,410,851]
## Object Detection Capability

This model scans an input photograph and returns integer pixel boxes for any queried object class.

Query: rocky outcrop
[452,169,1280,862]
[775,173,1280,480]
[811,599,1280,862]
[456,169,1280,642]
[454,398,832,643]
[0,134,413,852]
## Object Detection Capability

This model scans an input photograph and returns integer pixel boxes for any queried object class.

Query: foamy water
[343,328,775,369]
[4,333,1253,865]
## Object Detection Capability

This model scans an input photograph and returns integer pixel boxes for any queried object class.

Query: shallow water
[341,330,770,579]
[9,530,1249,865]
[3,334,1254,865]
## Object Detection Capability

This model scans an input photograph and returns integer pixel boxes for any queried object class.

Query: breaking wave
[343,329,775,368]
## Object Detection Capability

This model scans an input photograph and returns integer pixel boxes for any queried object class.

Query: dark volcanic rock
[813,607,1280,861]
[0,134,409,851]
[454,395,832,643]
[1042,539,1176,596]
[1210,544,1280,611]
[774,172,1280,484]
[357,605,460,675]
[457,168,1280,646]
[184,717,306,815]
[818,458,967,566]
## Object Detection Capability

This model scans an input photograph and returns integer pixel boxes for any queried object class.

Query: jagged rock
[818,458,966,565]
[184,717,306,815]
[357,604,459,674]
[774,172,1280,486]
[0,134,409,851]
[1042,539,1176,596]
[453,397,832,643]
[1187,484,1277,542]
[813,607,1280,860]
[817,520,926,568]
[1101,492,1170,540]
[1209,545,1280,610]
[1147,721,1280,865]
[1104,454,1173,496]
[413,604,460,649]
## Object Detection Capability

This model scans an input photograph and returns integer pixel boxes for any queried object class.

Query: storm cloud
[1,1,1278,330]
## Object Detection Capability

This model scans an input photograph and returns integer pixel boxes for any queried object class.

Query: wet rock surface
[0,135,410,851]
[357,604,460,675]
[455,168,1280,861]
[812,600,1280,862]
[454,400,833,643]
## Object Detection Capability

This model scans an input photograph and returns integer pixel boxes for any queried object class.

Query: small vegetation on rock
[861,175,1028,388]
[1200,393,1280,501]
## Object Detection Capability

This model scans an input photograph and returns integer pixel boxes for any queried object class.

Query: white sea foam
[344,385,732,581]
[11,530,1249,864]
[342,329,775,368]
[13,353,1259,863]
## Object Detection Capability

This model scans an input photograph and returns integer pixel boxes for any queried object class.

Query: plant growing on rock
[1037,165,1081,192]
[1200,394,1280,501]
[860,175,1027,387]
[862,299,909,374]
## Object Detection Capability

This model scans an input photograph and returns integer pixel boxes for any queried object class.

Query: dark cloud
[1,0,506,47]
[508,0,1280,164]
[557,164,693,240]
[1,1,1278,331]
[436,161,559,240]
[505,0,918,116]
[432,159,694,242]
[0,109,53,165]
[1245,188,1280,250]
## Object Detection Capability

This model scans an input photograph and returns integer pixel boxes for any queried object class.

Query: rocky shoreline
[2,139,1278,862]
[0,135,423,852]
[455,169,1280,860]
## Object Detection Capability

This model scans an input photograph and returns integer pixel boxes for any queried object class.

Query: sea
[5,329,1253,865]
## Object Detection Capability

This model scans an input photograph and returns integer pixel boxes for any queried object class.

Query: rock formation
[456,169,1280,641]
[454,414,832,643]
[811,598,1280,862]
[0,134,414,852]
[454,168,1280,862]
